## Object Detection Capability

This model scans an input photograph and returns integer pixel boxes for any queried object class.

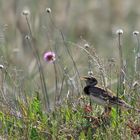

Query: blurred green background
[0,0,140,57]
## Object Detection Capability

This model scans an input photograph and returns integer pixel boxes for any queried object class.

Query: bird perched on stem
[81,76,140,113]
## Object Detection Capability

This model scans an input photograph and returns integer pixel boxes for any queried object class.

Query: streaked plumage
[82,76,140,112]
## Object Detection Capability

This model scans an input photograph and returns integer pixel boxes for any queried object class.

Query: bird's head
[81,76,98,86]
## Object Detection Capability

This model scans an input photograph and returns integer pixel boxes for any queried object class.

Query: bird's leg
[97,106,112,126]
[102,106,112,117]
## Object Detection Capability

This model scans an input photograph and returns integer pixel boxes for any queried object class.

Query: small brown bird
[82,76,140,113]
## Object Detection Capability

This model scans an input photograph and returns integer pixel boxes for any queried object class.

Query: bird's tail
[133,108,140,113]
[124,103,140,113]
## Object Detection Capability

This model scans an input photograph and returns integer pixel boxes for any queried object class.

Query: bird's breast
[90,95,107,106]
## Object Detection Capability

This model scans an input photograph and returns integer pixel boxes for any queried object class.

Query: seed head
[88,71,93,76]
[84,43,90,48]
[0,64,4,69]
[133,31,139,36]
[116,29,123,35]
[46,8,51,13]
[43,51,56,63]
[25,35,30,40]
[22,8,30,16]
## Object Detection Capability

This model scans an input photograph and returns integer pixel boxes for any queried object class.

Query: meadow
[0,0,140,139]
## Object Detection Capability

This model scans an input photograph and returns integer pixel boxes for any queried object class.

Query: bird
[81,76,140,113]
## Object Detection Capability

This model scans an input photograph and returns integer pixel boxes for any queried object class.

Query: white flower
[46,8,51,13]
[0,64,4,69]
[116,29,123,35]
[84,43,90,48]
[22,8,30,16]
[133,31,139,36]
[25,35,30,40]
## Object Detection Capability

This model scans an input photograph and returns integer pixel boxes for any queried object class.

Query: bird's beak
[80,76,88,80]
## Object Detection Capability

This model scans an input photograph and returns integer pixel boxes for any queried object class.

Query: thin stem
[53,62,58,105]
[116,32,124,126]
[136,35,140,53]
[108,59,113,89]
[61,32,83,91]
[47,13,83,95]
[57,75,65,104]
[117,34,124,96]
[25,16,32,37]
[26,38,50,111]
[88,55,92,73]
[24,16,50,111]
[118,34,123,72]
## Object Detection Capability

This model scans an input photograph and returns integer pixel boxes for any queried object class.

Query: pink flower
[43,51,56,63]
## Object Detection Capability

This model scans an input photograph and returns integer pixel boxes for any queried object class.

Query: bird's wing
[89,86,126,106]
[88,86,140,111]
[89,87,113,99]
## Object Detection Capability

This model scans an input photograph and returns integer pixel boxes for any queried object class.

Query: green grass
[0,94,139,139]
